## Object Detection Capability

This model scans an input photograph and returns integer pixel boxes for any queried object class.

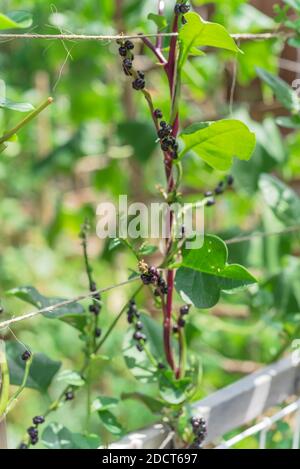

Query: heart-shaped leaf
[175,235,257,308]
[179,12,240,68]
[180,119,256,170]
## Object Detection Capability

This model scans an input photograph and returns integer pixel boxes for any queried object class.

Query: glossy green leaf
[42,423,100,449]
[259,174,300,225]
[180,120,256,170]
[6,341,61,392]
[0,11,33,30]
[175,235,256,308]
[256,67,300,114]
[179,12,240,68]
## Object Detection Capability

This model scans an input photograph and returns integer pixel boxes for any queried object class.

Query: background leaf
[6,341,61,392]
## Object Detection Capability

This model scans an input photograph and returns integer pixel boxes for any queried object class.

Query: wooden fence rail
[110,355,300,449]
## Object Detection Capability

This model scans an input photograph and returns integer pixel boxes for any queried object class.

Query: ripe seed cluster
[117,39,146,91]
[190,417,207,449]
[139,262,168,296]
[173,304,190,333]
[126,300,147,352]
[22,416,45,448]
[154,109,178,161]
[88,280,102,339]
[174,3,191,14]
[205,174,234,207]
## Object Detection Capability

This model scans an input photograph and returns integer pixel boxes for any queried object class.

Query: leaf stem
[0,341,10,418]
[0,97,53,144]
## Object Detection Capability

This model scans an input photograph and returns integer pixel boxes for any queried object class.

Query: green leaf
[180,119,256,170]
[175,235,257,308]
[121,392,165,413]
[148,13,167,30]
[41,423,100,449]
[259,174,300,225]
[0,97,34,112]
[0,11,33,30]
[91,396,119,412]
[179,12,240,68]
[158,370,192,405]
[256,67,300,114]
[138,243,158,256]
[56,370,85,387]
[276,115,300,129]
[6,342,61,392]
[7,286,87,331]
[97,410,123,435]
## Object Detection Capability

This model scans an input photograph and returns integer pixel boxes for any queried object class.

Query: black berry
[18,443,28,449]
[123,58,133,69]
[132,78,145,90]
[158,362,166,370]
[206,199,216,207]
[65,391,74,401]
[227,175,234,186]
[154,109,163,119]
[0,306,3,314]
[95,328,102,338]
[178,318,186,328]
[215,186,224,196]
[133,331,144,341]
[180,305,190,316]
[119,46,127,57]
[135,321,143,331]
[89,304,100,315]
[136,343,144,352]
[33,416,45,425]
[21,350,31,362]
[125,40,134,50]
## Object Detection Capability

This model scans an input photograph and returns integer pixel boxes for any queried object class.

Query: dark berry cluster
[156,118,178,160]
[126,300,147,352]
[140,264,168,296]
[204,174,234,207]
[127,299,141,324]
[117,38,145,91]
[190,417,207,449]
[88,281,102,329]
[173,304,190,332]
[25,416,45,447]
